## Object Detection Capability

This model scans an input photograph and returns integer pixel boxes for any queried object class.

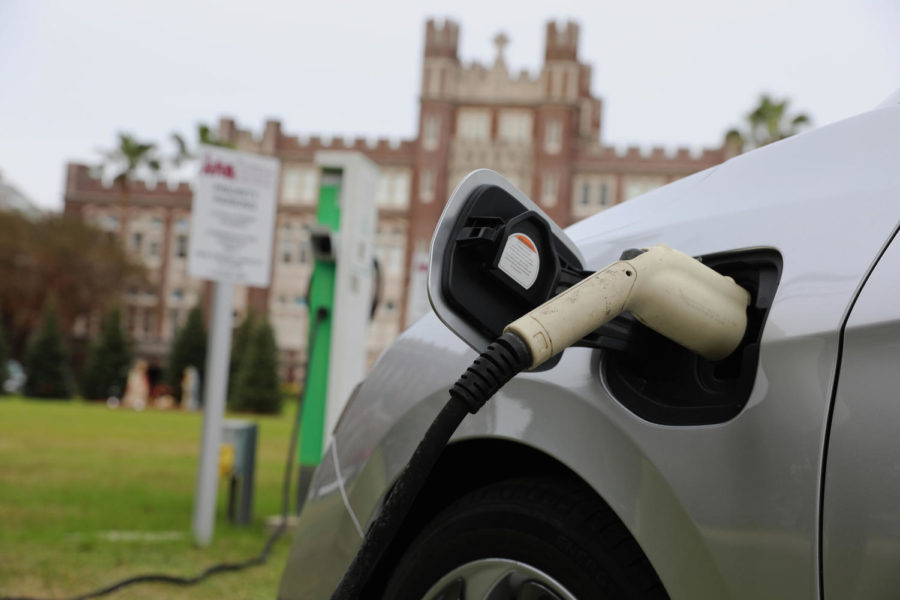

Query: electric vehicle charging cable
[330,244,750,598]
[0,307,331,600]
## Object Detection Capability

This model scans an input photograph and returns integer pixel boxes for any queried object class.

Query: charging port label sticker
[498,233,540,289]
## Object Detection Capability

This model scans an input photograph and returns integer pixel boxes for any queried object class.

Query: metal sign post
[188,144,279,546]
[192,279,234,545]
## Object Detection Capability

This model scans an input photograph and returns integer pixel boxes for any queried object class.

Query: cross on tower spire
[493,32,509,67]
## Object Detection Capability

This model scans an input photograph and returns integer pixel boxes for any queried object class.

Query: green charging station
[298,171,339,473]
[296,152,378,509]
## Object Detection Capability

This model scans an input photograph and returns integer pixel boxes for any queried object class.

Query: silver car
[279,89,900,599]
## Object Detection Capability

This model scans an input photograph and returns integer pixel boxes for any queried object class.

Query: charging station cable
[330,244,750,599]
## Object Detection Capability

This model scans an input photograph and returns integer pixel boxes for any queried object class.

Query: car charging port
[593,248,782,425]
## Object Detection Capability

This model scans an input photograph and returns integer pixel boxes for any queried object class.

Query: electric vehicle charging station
[296,151,379,510]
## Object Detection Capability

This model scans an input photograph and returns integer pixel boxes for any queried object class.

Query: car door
[823,226,900,598]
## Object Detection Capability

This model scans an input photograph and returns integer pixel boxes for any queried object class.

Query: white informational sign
[188,145,280,287]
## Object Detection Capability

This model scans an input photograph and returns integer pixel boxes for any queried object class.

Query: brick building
[64,19,735,379]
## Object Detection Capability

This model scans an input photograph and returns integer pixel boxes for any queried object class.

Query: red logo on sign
[202,160,235,178]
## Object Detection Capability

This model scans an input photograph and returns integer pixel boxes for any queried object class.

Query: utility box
[222,419,257,525]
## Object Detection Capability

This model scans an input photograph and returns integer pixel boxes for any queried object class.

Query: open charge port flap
[595,248,782,426]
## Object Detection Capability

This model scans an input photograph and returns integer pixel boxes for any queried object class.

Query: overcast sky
[1,0,897,210]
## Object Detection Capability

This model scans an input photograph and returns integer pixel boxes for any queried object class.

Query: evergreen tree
[81,305,131,400]
[228,312,256,405]
[167,305,207,402]
[23,297,72,399]
[231,317,281,414]
[0,306,9,394]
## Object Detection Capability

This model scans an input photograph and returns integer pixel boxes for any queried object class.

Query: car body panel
[822,229,900,598]
[279,104,900,599]
[877,86,900,107]
[278,443,364,599]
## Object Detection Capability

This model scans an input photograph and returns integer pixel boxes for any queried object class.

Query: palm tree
[170,123,233,168]
[725,94,812,152]
[97,133,162,238]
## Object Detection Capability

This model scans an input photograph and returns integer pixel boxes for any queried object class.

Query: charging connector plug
[506,244,750,369]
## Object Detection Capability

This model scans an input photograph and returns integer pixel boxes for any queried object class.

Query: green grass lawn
[0,396,300,599]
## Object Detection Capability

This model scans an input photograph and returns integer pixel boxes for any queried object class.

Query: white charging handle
[504,244,751,369]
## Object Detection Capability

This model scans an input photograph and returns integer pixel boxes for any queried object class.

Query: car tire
[381,477,668,600]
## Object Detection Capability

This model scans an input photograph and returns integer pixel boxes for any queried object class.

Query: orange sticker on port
[499,233,540,289]
[514,234,537,252]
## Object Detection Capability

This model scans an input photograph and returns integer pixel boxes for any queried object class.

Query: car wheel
[382,477,668,600]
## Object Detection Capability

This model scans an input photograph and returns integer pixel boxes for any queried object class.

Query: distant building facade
[63,19,735,379]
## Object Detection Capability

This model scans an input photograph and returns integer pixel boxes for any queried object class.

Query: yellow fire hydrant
[218,443,235,478]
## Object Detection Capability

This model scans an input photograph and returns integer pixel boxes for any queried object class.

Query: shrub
[166,305,207,403]
[228,312,256,404]
[0,306,9,393]
[81,305,131,400]
[23,297,72,399]
[231,318,281,414]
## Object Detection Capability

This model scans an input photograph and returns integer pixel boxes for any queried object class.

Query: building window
[132,232,143,252]
[282,167,303,203]
[388,247,404,274]
[580,182,590,206]
[625,177,664,201]
[301,169,317,203]
[376,174,390,205]
[143,308,153,335]
[423,115,440,151]
[282,166,317,204]
[280,239,293,263]
[498,110,532,143]
[544,119,562,154]
[392,172,410,207]
[175,234,188,258]
[456,109,491,141]
[428,66,441,96]
[420,169,435,203]
[376,171,412,209]
[298,241,310,264]
[572,177,616,217]
[542,173,558,207]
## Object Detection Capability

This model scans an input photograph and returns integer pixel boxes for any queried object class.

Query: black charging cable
[370,256,382,321]
[0,308,331,600]
[329,331,532,599]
